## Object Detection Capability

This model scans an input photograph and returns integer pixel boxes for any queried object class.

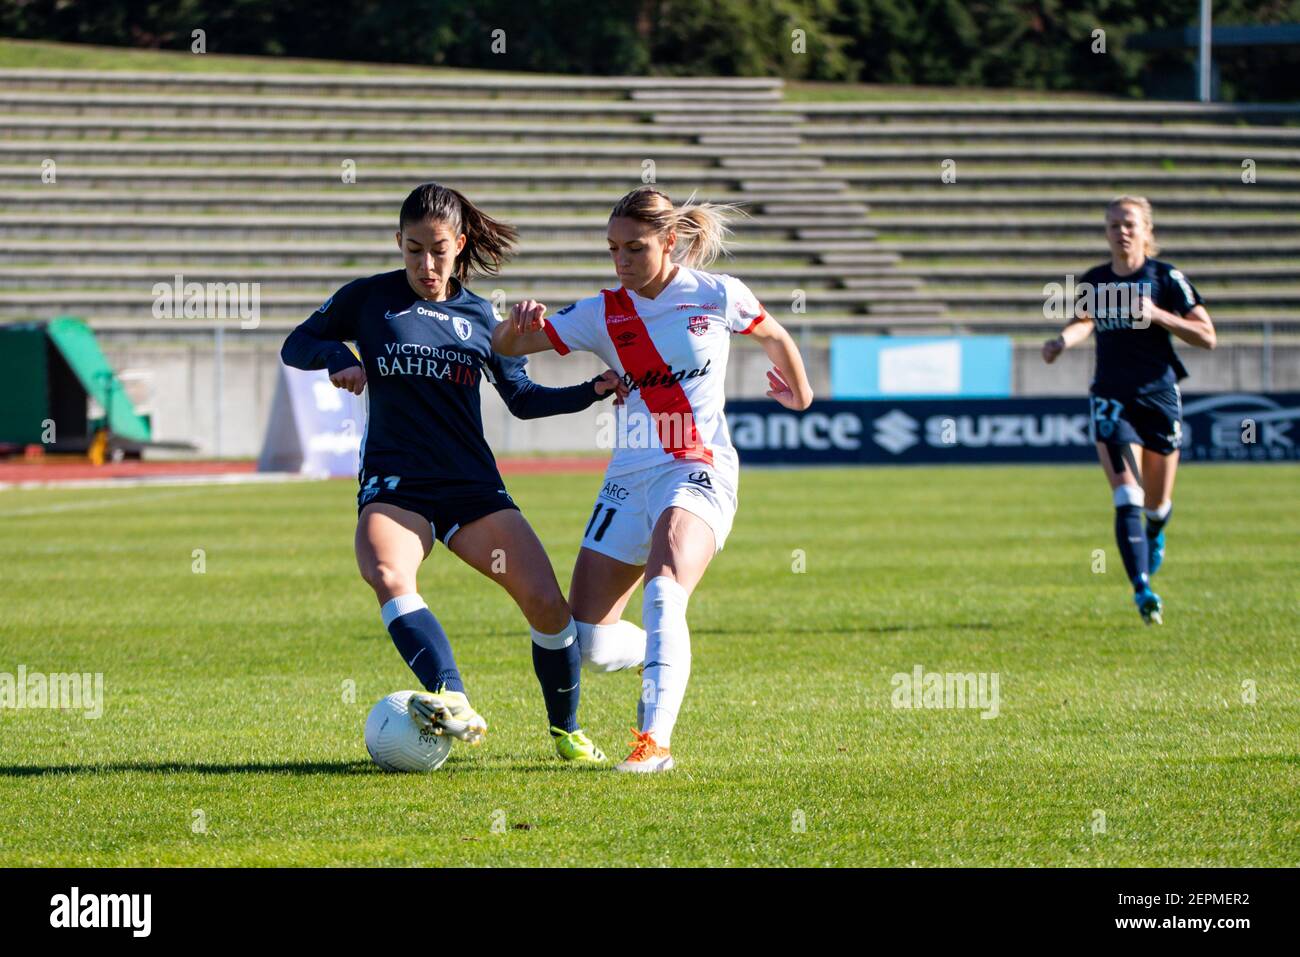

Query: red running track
[0,457,608,483]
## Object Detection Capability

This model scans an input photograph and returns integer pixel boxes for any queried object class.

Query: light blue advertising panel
[831,336,1012,399]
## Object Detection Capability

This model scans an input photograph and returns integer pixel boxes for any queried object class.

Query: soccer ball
[365,691,453,772]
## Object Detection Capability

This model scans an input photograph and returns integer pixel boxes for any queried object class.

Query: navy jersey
[281,270,604,483]
[1077,258,1203,396]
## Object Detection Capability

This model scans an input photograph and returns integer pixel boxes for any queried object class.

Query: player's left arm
[745,313,815,411]
[487,351,627,420]
[1144,302,1217,350]
[1143,267,1216,350]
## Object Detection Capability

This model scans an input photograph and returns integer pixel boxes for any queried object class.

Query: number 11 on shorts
[585,503,617,542]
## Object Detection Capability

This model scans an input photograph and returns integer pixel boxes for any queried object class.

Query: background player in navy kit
[1042,196,1217,624]
[281,182,625,762]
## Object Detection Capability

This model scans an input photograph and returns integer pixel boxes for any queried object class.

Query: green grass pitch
[0,464,1296,866]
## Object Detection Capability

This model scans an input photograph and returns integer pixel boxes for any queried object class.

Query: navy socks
[1113,486,1150,590]
[531,619,581,734]
[381,595,465,694]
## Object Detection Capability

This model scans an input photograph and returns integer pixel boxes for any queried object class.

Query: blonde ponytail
[609,187,745,268]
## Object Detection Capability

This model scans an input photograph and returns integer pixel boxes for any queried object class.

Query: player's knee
[360,560,413,598]
[518,585,569,632]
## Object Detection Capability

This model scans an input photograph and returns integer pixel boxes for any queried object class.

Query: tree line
[4,0,1297,101]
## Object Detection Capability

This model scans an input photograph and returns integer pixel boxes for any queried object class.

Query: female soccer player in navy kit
[1042,196,1217,624]
[494,187,815,772]
[281,182,624,763]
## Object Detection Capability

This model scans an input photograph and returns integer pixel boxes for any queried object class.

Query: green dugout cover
[0,317,151,444]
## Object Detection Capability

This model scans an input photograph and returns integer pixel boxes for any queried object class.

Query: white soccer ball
[365,691,453,772]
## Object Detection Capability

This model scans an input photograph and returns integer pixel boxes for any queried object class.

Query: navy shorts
[356,474,519,545]
[1088,387,1183,455]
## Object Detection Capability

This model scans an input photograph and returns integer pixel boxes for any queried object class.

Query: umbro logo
[615,331,638,345]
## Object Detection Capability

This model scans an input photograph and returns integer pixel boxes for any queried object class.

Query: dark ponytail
[398,182,518,281]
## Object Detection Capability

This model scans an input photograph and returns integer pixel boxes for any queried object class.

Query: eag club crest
[687,314,710,337]
[453,316,473,341]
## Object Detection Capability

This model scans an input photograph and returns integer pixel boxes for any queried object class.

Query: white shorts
[579,458,738,566]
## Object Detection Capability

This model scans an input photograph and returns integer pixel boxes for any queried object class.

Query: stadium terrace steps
[830,217,1300,233]
[793,192,1300,211]
[23,139,1291,163]
[792,100,1300,121]
[0,68,784,95]
[63,312,1285,334]
[0,140,811,163]
[0,90,801,119]
[839,280,1300,307]
[863,241,1300,257]
[0,266,922,291]
[0,188,863,212]
[9,285,1298,322]
[3,65,1300,332]
[813,145,1300,163]
[0,213,875,239]
[0,166,836,188]
[1,239,897,264]
[796,123,1300,146]
[1,115,805,143]
[629,89,783,102]
[905,264,1300,281]
[908,288,1300,306]
[0,289,949,321]
[826,170,1300,189]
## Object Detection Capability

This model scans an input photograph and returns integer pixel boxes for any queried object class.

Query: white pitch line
[0,487,212,517]
[0,471,328,492]
[0,472,327,516]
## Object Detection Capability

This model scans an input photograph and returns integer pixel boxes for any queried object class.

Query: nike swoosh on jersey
[385,309,412,320]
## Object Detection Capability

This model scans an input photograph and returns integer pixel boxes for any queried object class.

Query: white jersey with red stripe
[542,265,767,478]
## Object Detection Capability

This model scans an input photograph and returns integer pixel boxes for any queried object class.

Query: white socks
[380,593,427,628]
[1145,501,1172,523]
[530,618,578,651]
[1113,485,1145,508]
[576,619,646,672]
[640,576,690,748]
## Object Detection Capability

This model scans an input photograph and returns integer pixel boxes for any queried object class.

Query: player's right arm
[492,295,603,358]
[281,281,367,394]
[1042,314,1094,364]
[492,299,558,356]
[1043,266,1099,363]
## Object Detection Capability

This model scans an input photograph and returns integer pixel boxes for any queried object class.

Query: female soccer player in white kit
[493,186,815,772]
